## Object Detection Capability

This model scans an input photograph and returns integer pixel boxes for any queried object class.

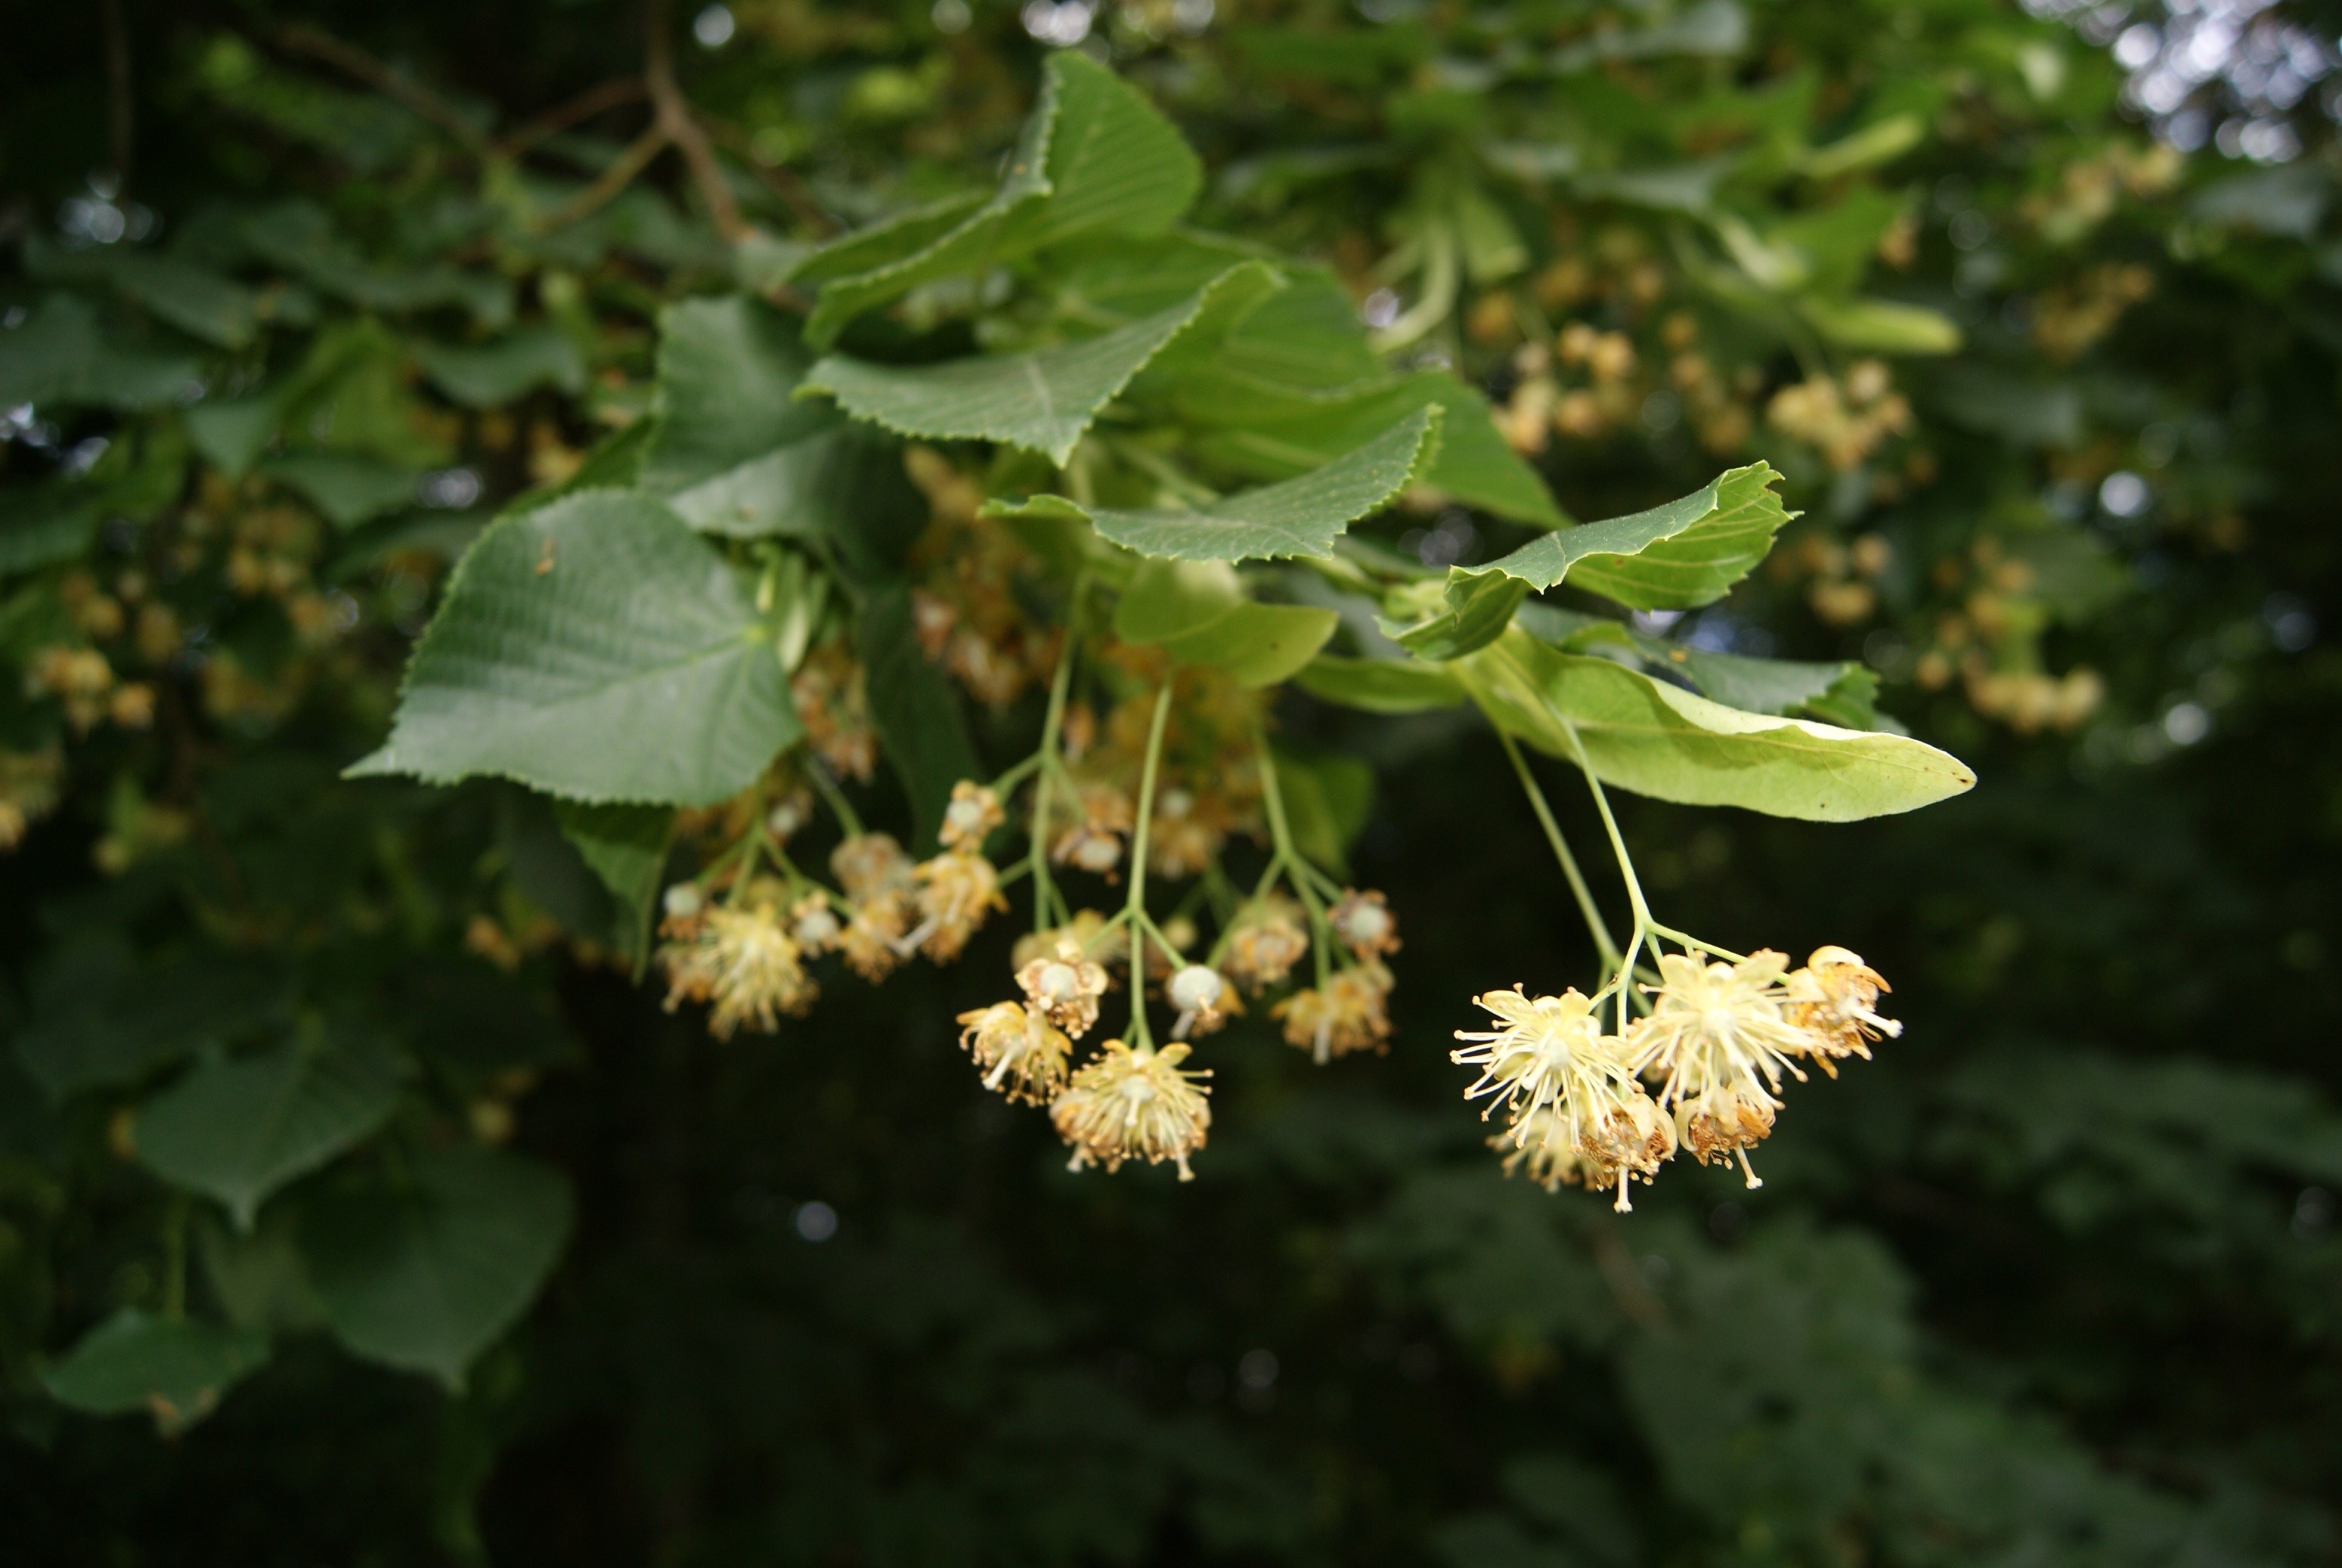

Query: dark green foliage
[2,1,2338,1565]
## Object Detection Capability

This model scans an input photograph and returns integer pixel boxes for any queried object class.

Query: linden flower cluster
[1454,946,1898,1210]
[956,925,1219,1176]
[658,781,1014,1040]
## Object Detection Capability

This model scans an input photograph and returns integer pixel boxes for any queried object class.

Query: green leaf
[1111,559,1341,684]
[996,407,1440,562]
[1456,628,1972,821]
[0,484,101,576]
[200,1210,327,1334]
[240,202,513,326]
[1387,463,1792,658]
[556,800,673,965]
[350,489,802,806]
[1293,653,1470,714]
[260,451,418,528]
[413,326,587,408]
[788,191,989,288]
[801,51,1201,346]
[43,1309,271,1435]
[1271,745,1374,878]
[640,295,832,498]
[301,1145,573,1389]
[135,1031,404,1231]
[24,234,261,349]
[856,584,980,847]
[185,389,283,476]
[807,265,1277,466]
[0,295,200,412]
[1799,296,1963,355]
[1181,370,1563,528]
[1480,463,1792,609]
[636,294,928,554]
[14,936,284,1101]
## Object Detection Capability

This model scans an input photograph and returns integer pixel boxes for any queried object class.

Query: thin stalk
[1122,683,1176,1046]
[1494,726,1621,970]
[1028,575,1087,936]
[1252,724,1334,989]
[805,759,864,838]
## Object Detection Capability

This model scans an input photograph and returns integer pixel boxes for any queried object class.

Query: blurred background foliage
[2,0,2340,1563]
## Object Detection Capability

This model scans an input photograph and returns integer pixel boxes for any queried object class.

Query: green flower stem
[1027,573,1088,937]
[987,750,1043,797]
[1493,725,1622,972]
[805,760,864,840]
[1137,909,1189,968]
[692,831,759,891]
[1251,724,1334,990]
[1645,922,1749,965]
[1122,680,1175,1047]
[1547,714,1657,1033]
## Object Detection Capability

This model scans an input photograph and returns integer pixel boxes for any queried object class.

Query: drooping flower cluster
[1455,947,1898,1207]
[657,880,817,1040]
[660,784,1012,1042]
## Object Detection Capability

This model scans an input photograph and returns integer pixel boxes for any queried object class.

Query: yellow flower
[1784,946,1900,1074]
[789,894,841,954]
[833,832,917,979]
[1051,1040,1212,1180]
[1671,1083,1778,1182]
[938,779,1005,851]
[838,897,910,982]
[956,1000,1073,1105]
[912,848,1007,962]
[1330,888,1401,960]
[1627,950,1808,1099]
[1222,894,1309,993]
[832,832,914,900]
[1626,951,1808,1187]
[1496,1109,1617,1192]
[1016,937,1111,1037]
[659,901,816,1039]
[1456,987,1674,1210]
[1273,961,1394,1064]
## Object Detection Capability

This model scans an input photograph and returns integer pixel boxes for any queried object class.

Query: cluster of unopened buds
[1454,944,1898,1210]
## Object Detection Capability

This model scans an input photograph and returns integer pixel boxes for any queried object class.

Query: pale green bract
[992,407,1440,561]
[1458,629,1974,821]
[349,489,802,806]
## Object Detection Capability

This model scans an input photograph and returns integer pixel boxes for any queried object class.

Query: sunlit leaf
[1457,629,1972,821]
